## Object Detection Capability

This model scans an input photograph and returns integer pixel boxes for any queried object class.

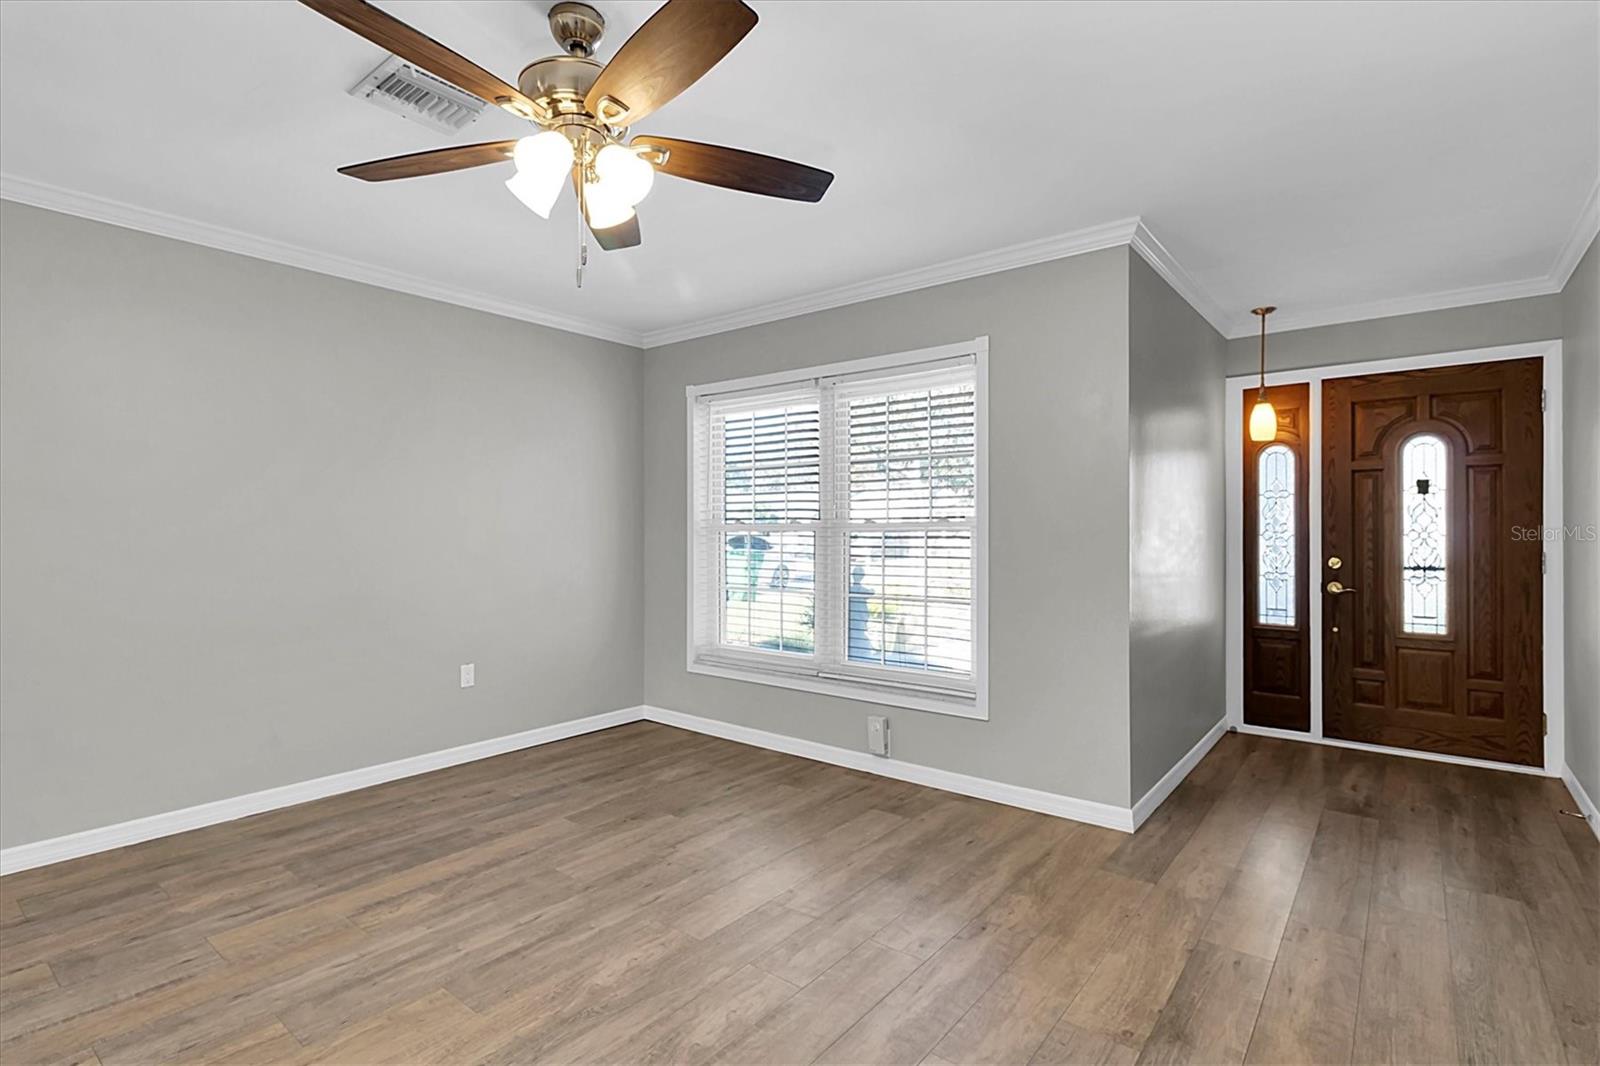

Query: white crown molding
[1549,176,1600,290]
[0,706,646,875]
[1228,176,1600,339]
[0,173,645,348]
[0,181,1190,352]
[1235,274,1566,340]
[638,218,1145,349]
[9,169,1594,352]
[1128,221,1232,337]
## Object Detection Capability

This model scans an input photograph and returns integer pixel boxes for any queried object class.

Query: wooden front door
[1322,358,1544,765]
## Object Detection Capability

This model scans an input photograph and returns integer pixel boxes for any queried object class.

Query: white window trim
[685,337,990,721]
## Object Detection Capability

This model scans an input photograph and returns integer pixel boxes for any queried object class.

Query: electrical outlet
[460,663,475,688]
[867,715,890,757]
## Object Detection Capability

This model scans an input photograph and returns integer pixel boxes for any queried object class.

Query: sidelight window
[1256,444,1296,626]
[1400,433,1449,635]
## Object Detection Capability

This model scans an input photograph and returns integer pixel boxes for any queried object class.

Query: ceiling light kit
[300,0,834,287]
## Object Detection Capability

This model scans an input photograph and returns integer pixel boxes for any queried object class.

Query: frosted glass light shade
[514,130,573,175]
[505,131,573,219]
[583,180,636,229]
[593,143,655,206]
[1249,399,1278,442]
[505,169,564,219]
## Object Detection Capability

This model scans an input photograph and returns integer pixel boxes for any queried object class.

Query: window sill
[687,655,987,720]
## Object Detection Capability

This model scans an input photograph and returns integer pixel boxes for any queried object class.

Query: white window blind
[713,397,820,655]
[688,341,985,717]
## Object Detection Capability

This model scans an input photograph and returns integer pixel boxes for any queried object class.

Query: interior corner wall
[640,250,1134,807]
[1127,254,1228,801]
[0,200,646,851]
[1560,235,1599,804]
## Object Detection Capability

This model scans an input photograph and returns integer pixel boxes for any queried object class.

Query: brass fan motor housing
[515,2,611,126]
[516,54,604,125]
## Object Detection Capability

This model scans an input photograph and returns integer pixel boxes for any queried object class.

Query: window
[1256,444,1296,626]
[1400,432,1448,635]
[688,340,986,718]
[715,400,819,655]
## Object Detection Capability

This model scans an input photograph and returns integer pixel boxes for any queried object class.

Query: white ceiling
[1,1,1595,345]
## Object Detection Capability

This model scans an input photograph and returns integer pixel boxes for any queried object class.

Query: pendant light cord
[1258,311,1267,399]
[1252,306,1275,398]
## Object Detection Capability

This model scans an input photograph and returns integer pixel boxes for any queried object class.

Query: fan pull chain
[575,179,588,289]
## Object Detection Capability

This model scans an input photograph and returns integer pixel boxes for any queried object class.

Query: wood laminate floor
[1,723,1595,1065]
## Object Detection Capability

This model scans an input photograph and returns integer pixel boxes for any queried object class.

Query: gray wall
[1561,237,1599,805]
[4,195,1583,848]
[0,201,644,849]
[1127,255,1228,800]
[1225,294,1562,376]
[641,251,1135,806]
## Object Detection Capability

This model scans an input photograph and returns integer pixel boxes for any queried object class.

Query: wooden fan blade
[299,0,538,117]
[338,141,517,182]
[584,0,757,127]
[631,137,833,202]
[572,168,642,250]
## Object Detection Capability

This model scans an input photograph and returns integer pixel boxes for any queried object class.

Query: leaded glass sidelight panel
[1401,433,1449,635]
[1256,444,1296,626]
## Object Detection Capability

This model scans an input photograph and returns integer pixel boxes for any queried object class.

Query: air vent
[348,54,486,133]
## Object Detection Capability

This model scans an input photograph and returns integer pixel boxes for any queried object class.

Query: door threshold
[1233,723,1553,777]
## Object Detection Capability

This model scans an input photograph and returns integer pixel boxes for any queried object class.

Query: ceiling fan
[300,0,834,284]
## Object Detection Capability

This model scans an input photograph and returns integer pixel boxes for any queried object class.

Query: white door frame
[1225,340,1565,777]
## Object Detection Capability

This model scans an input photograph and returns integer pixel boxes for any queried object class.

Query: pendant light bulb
[1248,305,1278,443]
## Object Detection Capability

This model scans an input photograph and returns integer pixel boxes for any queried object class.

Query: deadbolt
[1327,556,1343,570]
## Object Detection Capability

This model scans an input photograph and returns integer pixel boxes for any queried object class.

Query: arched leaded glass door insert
[1399,433,1449,635]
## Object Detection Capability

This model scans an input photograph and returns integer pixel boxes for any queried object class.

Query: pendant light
[1248,306,1279,443]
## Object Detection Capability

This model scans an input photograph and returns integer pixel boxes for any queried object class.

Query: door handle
[1326,581,1356,596]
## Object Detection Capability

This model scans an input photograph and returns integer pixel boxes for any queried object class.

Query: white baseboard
[641,705,1137,833]
[1561,764,1600,842]
[6,702,1243,875]
[0,707,646,876]
[1131,718,1227,829]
